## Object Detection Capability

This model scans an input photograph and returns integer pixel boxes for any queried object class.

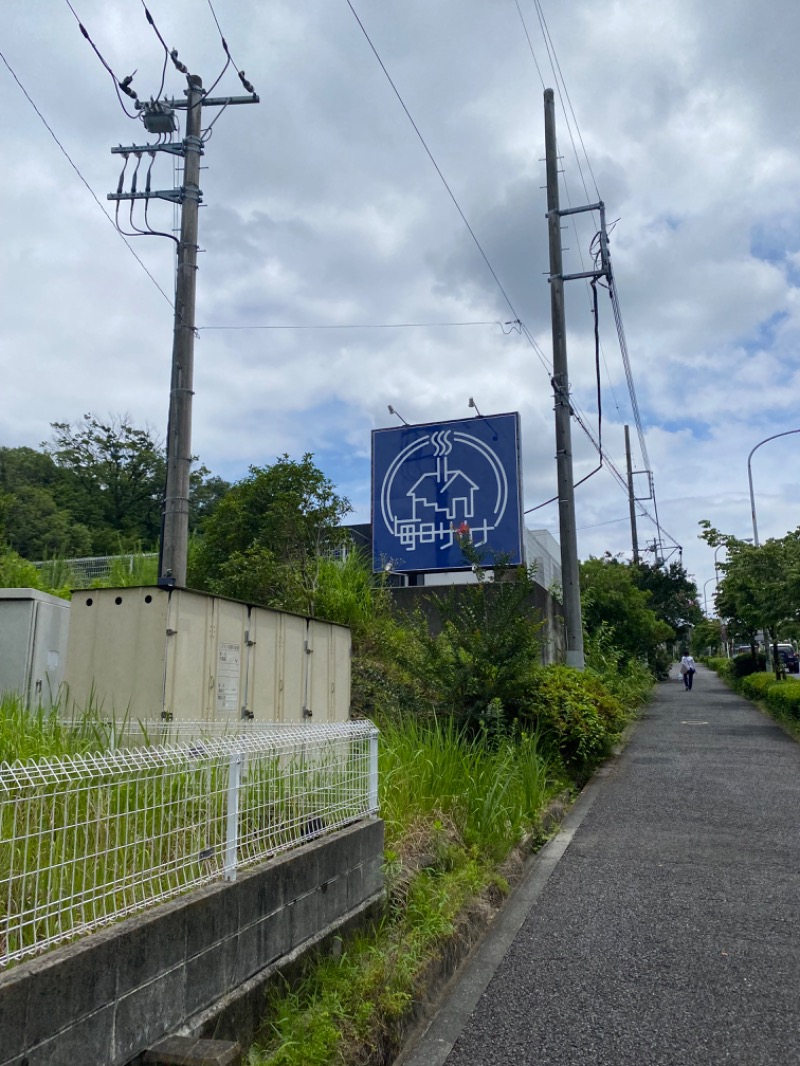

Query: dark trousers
[684,669,694,690]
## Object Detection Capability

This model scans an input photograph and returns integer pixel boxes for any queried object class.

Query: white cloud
[2,0,800,595]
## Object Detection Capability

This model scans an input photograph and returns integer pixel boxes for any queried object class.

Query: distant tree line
[0,414,229,559]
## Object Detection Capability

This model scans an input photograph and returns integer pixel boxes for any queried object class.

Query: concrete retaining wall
[390,582,565,664]
[0,819,384,1066]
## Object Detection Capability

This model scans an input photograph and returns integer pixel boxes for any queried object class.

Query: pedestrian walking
[680,652,696,690]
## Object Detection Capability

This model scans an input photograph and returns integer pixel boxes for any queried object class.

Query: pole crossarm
[107,189,197,204]
[547,200,610,281]
[558,269,608,282]
[549,201,605,218]
[162,94,259,108]
[111,143,187,156]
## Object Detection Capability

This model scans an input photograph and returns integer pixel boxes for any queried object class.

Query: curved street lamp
[703,576,716,617]
[747,429,800,546]
[713,544,725,579]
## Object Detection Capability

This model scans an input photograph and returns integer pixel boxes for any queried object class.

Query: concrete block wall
[0,819,384,1066]
[390,582,565,664]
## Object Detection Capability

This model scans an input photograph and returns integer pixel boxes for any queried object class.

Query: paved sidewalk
[400,665,800,1065]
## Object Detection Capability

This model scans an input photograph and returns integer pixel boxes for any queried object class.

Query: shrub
[765,682,800,721]
[705,657,734,681]
[731,652,766,679]
[737,672,779,700]
[522,665,627,774]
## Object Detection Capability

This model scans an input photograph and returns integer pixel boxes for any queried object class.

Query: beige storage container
[63,586,351,724]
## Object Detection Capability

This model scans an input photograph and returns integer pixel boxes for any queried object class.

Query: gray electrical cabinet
[63,586,352,724]
[0,588,71,707]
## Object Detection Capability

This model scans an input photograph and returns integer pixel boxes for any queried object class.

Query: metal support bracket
[111,143,187,157]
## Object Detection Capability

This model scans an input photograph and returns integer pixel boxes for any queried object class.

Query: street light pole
[747,428,800,547]
[703,577,716,617]
[713,545,725,580]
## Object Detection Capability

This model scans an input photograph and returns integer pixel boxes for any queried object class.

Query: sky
[3,0,800,603]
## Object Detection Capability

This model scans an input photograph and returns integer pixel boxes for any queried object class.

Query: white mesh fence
[0,721,379,968]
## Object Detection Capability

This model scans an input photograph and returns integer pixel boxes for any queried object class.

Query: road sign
[372,413,524,573]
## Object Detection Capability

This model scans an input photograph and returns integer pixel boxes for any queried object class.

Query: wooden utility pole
[625,424,639,563]
[544,88,584,669]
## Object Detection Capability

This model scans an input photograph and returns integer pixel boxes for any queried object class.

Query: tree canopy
[1,414,229,559]
[189,453,352,615]
[700,520,800,650]
[580,555,675,670]
[629,560,702,642]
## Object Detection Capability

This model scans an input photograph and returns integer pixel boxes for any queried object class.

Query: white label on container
[216,642,241,712]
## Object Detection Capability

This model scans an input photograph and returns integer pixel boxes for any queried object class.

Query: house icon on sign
[407,460,478,523]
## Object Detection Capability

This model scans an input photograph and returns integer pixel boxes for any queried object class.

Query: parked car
[776,643,800,674]
[732,644,756,656]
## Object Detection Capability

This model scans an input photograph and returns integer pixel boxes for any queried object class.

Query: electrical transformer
[0,587,71,708]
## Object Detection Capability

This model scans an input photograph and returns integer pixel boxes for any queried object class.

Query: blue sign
[372,413,524,572]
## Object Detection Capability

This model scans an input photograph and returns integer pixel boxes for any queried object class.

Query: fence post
[224,752,242,882]
[368,730,379,814]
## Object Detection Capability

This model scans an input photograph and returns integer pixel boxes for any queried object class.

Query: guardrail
[0,721,379,968]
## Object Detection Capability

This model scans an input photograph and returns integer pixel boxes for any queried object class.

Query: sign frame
[371,412,524,574]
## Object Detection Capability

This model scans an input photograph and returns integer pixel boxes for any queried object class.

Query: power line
[205,0,256,95]
[197,320,510,331]
[0,48,173,308]
[345,1,528,335]
[532,0,598,202]
[513,0,546,89]
[63,0,141,119]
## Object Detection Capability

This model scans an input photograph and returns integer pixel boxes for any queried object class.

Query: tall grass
[379,716,562,862]
[0,694,113,763]
[247,716,564,1065]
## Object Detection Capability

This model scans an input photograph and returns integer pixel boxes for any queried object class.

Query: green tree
[580,555,674,671]
[419,560,545,734]
[46,414,166,551]
[190,454,352,615]
[700,521,800,672]
[4,485,92,559]
[690,616,723,657]
[30,415,230,555]
[0,447,91,559]
[630,560,702,643]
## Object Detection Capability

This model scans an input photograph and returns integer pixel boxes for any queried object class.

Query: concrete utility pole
[625,424,639,563]
[108,75,258,588]
[544,88,584,669]
[160,74,204,589]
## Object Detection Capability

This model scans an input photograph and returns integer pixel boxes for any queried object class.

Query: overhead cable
[1,49,173,308]
[63,0,141,119]
[197,320,512,331]
[345,1,532,344]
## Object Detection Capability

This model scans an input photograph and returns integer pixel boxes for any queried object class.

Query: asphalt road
[399,664,800,1066]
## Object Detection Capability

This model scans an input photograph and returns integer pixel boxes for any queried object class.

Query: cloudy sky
[3,0,800,599]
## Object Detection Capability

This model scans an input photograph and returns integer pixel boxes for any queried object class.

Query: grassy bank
[245,654,652,1066]
[246,718,567,1066]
